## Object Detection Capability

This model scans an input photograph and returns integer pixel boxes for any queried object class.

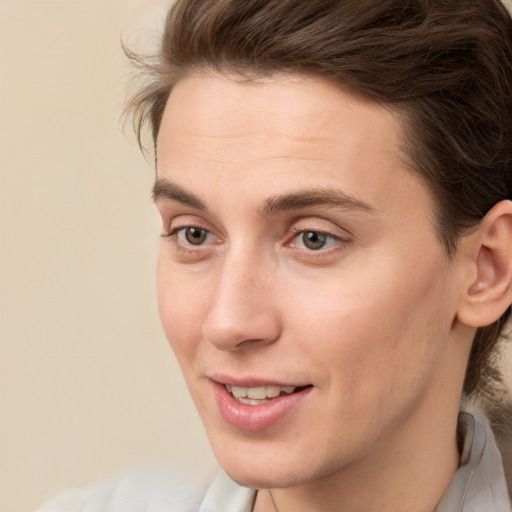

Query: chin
[222,462,305,490]
[209,436,329,490]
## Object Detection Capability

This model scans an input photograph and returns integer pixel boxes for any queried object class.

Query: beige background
[0,2,216,511]
[1,1,512,512]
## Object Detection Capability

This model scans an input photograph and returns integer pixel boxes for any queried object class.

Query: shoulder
[35,466,212,512]
[35,487,92,512]
[476,393,512,498]
[460,395,512,503]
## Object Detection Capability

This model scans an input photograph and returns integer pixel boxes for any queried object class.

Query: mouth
[225,384,310,405]
[210,376,314,430]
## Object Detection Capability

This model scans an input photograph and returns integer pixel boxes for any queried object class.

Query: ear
[456,200,512,328]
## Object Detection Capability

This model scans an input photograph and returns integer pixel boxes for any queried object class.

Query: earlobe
[457,200,512,328]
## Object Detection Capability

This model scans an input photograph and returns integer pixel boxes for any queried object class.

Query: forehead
[156,72,434,229]
[157,72,403,166]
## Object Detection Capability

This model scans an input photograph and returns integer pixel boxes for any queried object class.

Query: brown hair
[125,0,512,398]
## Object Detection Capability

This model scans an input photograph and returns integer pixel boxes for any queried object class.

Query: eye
[301,231,329,250]
[291,230,341,251]
[175,227,212,246]
[181,227,209,245]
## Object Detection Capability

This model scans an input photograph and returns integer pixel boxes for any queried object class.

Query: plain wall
[0,2,216,511]
[1,1,512,512]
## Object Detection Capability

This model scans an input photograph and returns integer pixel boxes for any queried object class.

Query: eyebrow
[152,179,207,211]
[153,179,374,215]
[262,189,375,215]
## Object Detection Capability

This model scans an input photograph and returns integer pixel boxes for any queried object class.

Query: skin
[154,73,478,512]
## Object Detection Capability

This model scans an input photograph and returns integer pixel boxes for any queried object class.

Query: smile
[225,384,298,405]
[212,380,313,430]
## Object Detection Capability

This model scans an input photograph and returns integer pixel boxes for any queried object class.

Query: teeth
[266,386,281,398]
[238,397,269,405]
[247,386,267,399]
[227,384,298,402]
[232,387,248,398]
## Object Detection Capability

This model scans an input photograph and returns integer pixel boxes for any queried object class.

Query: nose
[202,251,281,351]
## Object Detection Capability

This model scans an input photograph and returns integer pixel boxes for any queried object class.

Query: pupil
[185,228,207,245]
[303,231,326,250]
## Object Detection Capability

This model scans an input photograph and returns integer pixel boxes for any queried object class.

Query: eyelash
[163,225,350,259]
[163,226,215,253]
[287,228,348,252]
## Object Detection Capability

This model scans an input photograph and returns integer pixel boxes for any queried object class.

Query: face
[155,73,466,489]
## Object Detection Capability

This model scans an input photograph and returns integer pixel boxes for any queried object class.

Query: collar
[435,409,511,512]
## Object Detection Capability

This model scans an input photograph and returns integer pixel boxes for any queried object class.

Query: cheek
[156,254,208,363]
[286,253,456,396]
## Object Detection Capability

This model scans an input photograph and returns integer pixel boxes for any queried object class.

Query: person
[39,0,512,510]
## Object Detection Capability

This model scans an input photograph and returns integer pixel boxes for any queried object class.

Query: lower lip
[212,381,313,431]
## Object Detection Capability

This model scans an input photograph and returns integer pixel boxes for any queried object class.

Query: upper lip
[209,374,311,388]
